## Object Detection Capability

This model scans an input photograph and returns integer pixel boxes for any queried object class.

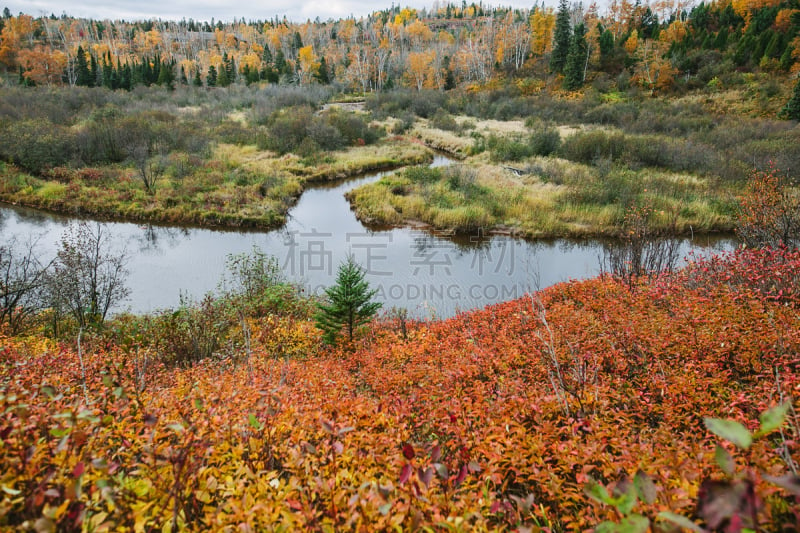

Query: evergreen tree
[713,27,728,50]
[550,0,571,73]
[151,53,161,84]
[17,65,31,86]
[780,44,794,72]
[292,31,303,52]
[141,58,152,85]
[780,76,800,121]
[315,56,330,84]
[193,69,202,87]
[89,53,99,87]
[261,65,279,83]
[598,25,616,71]
[598,25,613,57]
[225,53,236,84]
[244,64,260,85]
[102,53,113,88]
[734,34,755,66]
[207,65,217,87]
[315,256,382,345]
[217,62,229,87]
[274,49,287,75]
[75,45,92,86]
[120,62,132,90]
[443,56,456,90]
[156,59,175,90]
[763,32,784,60]
[563,23,588,90]
[639,7,659,40]
[179,65,188,85]
[752,30,773,63]
[719,3,743,27]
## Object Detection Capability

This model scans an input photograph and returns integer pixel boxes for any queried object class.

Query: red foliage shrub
[736,164,800,249]
[1,248,798,530]
[77,168,104,182]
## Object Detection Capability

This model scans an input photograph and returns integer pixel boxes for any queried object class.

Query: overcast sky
[4,1,549,24]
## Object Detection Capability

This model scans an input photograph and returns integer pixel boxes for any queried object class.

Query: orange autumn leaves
[2,247,800,530]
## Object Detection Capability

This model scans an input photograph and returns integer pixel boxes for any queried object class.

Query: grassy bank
[0,138,431,230]
[0,85,797,236]
[349,91,800,238]
[347,154,736,239]
[0,85,431,230]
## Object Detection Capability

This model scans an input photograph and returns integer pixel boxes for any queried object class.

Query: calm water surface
[0,155,734,318]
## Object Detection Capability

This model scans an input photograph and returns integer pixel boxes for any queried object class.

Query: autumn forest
[0,0,798,93]
[1,0,800,531]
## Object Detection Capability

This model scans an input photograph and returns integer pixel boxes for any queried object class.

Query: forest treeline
[0,0,798,94]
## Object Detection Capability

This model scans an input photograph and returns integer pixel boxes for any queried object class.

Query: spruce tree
[550,0,571,73]
[142,58,152,86]
[151,54,161,84]
[193,69,202,87]
[102,53,113,88]
[217,63,229,87]
[563,23,587,90]
[714,27,728,50]
[75,45,92,86]
[315,56,330,84]
[207,65,217,87]
[780,44,794,72]
[292,31,303,52]
[780,76,800,121]
[598,25,613,57]
[17,65,30,86]
[89,54,99,86]
[156,59,175,90]
[274,49,288,75]
[734,34,755,66]
[120,62,132,90]
[222,52,236,85]
[315,256,382,345]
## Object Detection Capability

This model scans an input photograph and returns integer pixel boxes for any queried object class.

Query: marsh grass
[410,122,472,157]
[0,84,784,237]
[0,138,431,229]
[348,154,736,238]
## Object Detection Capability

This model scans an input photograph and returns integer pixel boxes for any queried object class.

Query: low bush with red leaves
[1,247,799,531]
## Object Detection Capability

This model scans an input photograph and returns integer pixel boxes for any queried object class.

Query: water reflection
[0,156,737,319]
[134,224,191,254]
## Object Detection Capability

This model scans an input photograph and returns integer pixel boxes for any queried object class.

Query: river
[0,154,734,318]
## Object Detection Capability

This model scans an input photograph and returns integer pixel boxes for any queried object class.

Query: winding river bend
[0,155,734,318]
